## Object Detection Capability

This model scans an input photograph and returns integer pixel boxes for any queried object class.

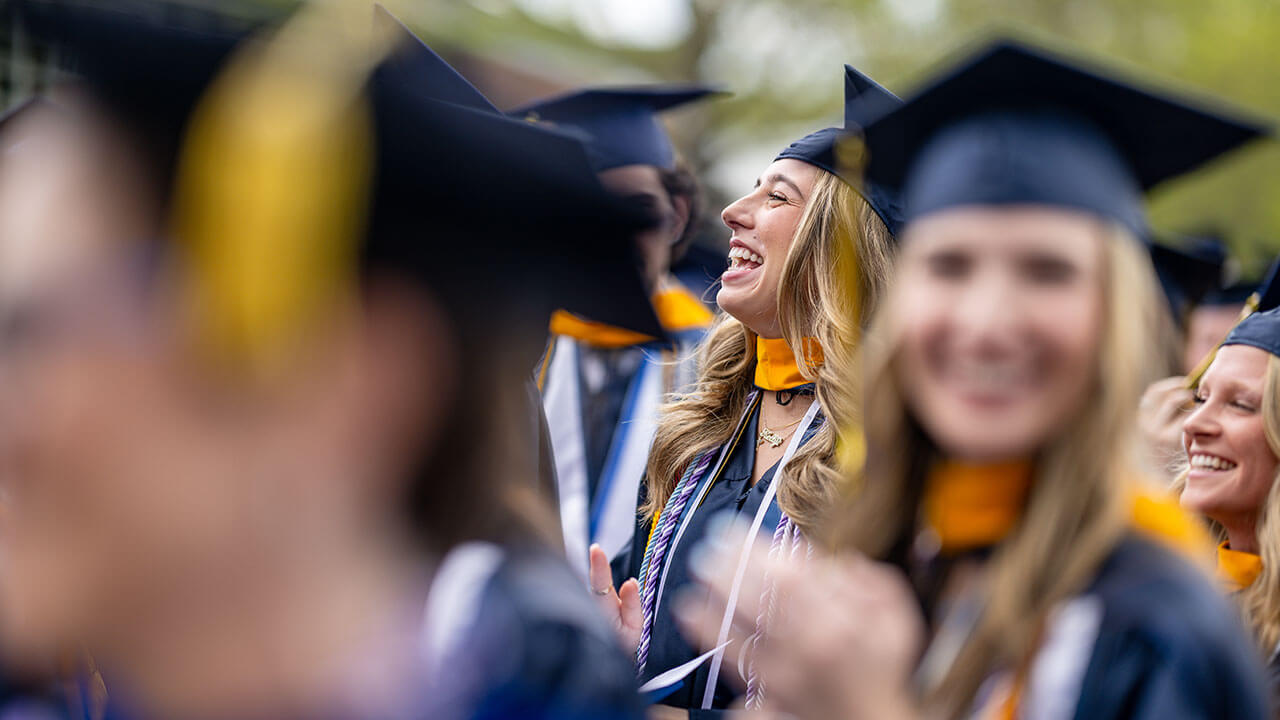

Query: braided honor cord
[743,513,811,708]
[634,447,718,675]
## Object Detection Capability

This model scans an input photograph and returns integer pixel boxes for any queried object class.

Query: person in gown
[514,87,722,579]
[1180,305,1280,698]
[679,39,1270,719]
[0,2,657,718]
[590,64,901,718]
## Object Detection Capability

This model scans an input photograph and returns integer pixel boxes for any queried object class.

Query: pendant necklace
[758,414,805,448]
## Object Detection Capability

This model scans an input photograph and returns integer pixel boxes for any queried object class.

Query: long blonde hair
[826,224,1165,717]
[641,170,894,535]
[1175,353,1280,653]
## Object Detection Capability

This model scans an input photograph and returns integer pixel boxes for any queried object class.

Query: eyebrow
[756,173,805,201]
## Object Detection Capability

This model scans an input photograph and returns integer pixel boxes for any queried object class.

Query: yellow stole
[754,336,822,391]
[549,282,713,349]
[1217,541,1263,593]
[923,459,1034,555]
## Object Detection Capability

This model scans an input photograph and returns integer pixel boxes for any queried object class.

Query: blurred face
[893,207,1105,461]
[598,164,683,293]
[1184,303,1246,375]
[1182,344,1278,536]
[0,111,448,673]
[717,159,817,337]
[0,114,213,658]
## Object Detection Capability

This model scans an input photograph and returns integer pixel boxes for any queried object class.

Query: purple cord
[635,447,718,675]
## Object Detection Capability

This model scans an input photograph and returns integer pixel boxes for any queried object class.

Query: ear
[669,192,692,246]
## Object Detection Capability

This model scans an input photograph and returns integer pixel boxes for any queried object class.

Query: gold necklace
[758,415,805,448]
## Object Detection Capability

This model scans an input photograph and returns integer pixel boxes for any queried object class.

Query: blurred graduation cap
[509,86,723,172]
[16,0,663,374]
[860,39,1268,237]
[1185,256,1280,386]
[1148,237,1226,326]
[775,64,904,236]
[1203,281,1259,307]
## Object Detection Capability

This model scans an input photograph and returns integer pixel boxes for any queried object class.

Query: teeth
[727,247,763,266]
[1191,454,1237,470]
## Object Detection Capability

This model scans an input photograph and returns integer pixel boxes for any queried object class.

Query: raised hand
[589,543,643,655]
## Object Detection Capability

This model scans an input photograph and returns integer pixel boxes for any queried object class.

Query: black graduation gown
[444,549,646,720]
[1063,536,1270,720]
[615,400,823,718]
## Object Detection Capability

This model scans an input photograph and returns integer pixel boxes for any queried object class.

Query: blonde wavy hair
[1174,352,1280,654]
[641,169,894,536]
[825,223,1166,717]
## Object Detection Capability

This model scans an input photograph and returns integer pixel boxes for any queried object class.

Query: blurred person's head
[0,3,654,716]
[513,87,719,294]
[597,161,698,291]
[828,39,1262,715]
[1184,285,1252,374]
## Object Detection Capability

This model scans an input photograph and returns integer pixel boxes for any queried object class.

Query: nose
[721,192,754,233]
[952,268,1019,354]
[1183,398,1220,442]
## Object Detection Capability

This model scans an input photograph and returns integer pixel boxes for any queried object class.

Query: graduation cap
[1184,256,1280,387]
[509,86,723,172]
[1222,305,1280,360]
[17,0,663,372]
[775,64,904,236]
[373,4,496,114]
[860,39,1269,237]
[1148,240,1225,326]
[1203,281,1258,307]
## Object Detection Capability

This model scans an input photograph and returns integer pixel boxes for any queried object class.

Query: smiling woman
[591,65,900,717]
[1178,310,1280,677]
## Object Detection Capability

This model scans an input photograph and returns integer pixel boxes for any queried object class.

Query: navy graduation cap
[374,4,497,114]
[860,39,1268,237]
[1224,305,1280,359]
[1204,281,1259,307]
[775,64,904,236]
[510,86,722,172]
[1185,256,1280,386]
[17,0,664,344]
[1148,239,1225,324]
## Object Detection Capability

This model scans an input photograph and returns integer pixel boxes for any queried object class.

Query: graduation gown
[977,536,1270,720]
[540,282,712,580]
[617,394,824,718]
[424,544,645,720]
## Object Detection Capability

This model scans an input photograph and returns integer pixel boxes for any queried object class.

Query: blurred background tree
[6,0,1278,274]
[394,0,1280,276]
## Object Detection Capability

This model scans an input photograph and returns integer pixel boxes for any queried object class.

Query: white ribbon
[700,400,822,708]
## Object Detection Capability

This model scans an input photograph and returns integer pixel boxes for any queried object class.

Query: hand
[1138,377,1195,480]
[589,543,643,655]
[675,526,921,720]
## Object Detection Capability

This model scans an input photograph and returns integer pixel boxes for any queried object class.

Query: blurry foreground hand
[1138,377,1195,482]
[675,524,922,719]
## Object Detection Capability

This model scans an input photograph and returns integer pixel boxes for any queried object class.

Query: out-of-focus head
[0,0,655,687]
[860,39,1265,461]
[892,206,1108,460]
[1184,281,1255,373]
[512,87,721,293]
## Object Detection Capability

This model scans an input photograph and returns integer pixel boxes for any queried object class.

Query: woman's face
[717,159,817,338]
[1181,344,1278,532]
[893,206,1106,461]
